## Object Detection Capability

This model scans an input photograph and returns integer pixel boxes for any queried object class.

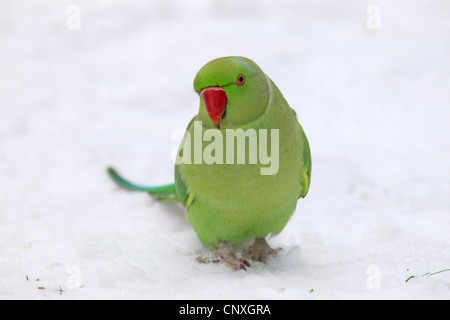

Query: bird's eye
[236,74,246,86]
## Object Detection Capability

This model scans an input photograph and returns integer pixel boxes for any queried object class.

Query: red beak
[201,87,227,128]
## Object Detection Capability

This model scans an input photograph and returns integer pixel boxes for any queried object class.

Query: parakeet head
[193,56,269,129]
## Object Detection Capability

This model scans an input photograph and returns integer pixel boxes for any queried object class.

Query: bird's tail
[107,167,178,202]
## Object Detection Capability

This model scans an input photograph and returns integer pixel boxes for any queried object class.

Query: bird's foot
[195,255,220,264]
[246,238,282,263]
[215,242,250,271]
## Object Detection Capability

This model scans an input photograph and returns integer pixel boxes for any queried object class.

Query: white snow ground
[0,0,449,300]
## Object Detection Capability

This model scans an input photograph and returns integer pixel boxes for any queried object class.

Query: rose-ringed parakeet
[108,56,311,270]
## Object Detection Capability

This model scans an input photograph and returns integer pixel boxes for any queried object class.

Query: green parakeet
[108,56,311,270]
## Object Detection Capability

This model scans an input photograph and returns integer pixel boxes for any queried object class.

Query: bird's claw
[235,258,251,270]
[215,242,250,271]
[246,238,282,263]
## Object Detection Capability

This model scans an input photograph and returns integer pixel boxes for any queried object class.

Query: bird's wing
[174,117,196,207]
[296,115,311,198]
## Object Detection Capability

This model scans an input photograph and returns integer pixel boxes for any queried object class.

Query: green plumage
[108,56,311,250]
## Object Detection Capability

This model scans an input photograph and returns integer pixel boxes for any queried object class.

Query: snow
[1,0,449,300]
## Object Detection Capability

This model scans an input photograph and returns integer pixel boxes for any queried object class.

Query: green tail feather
[107,167,177,200]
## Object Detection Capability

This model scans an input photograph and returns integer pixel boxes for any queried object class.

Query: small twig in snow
[405,268,450,283]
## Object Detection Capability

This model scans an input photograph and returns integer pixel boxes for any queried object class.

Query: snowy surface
[1,0,449,300]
